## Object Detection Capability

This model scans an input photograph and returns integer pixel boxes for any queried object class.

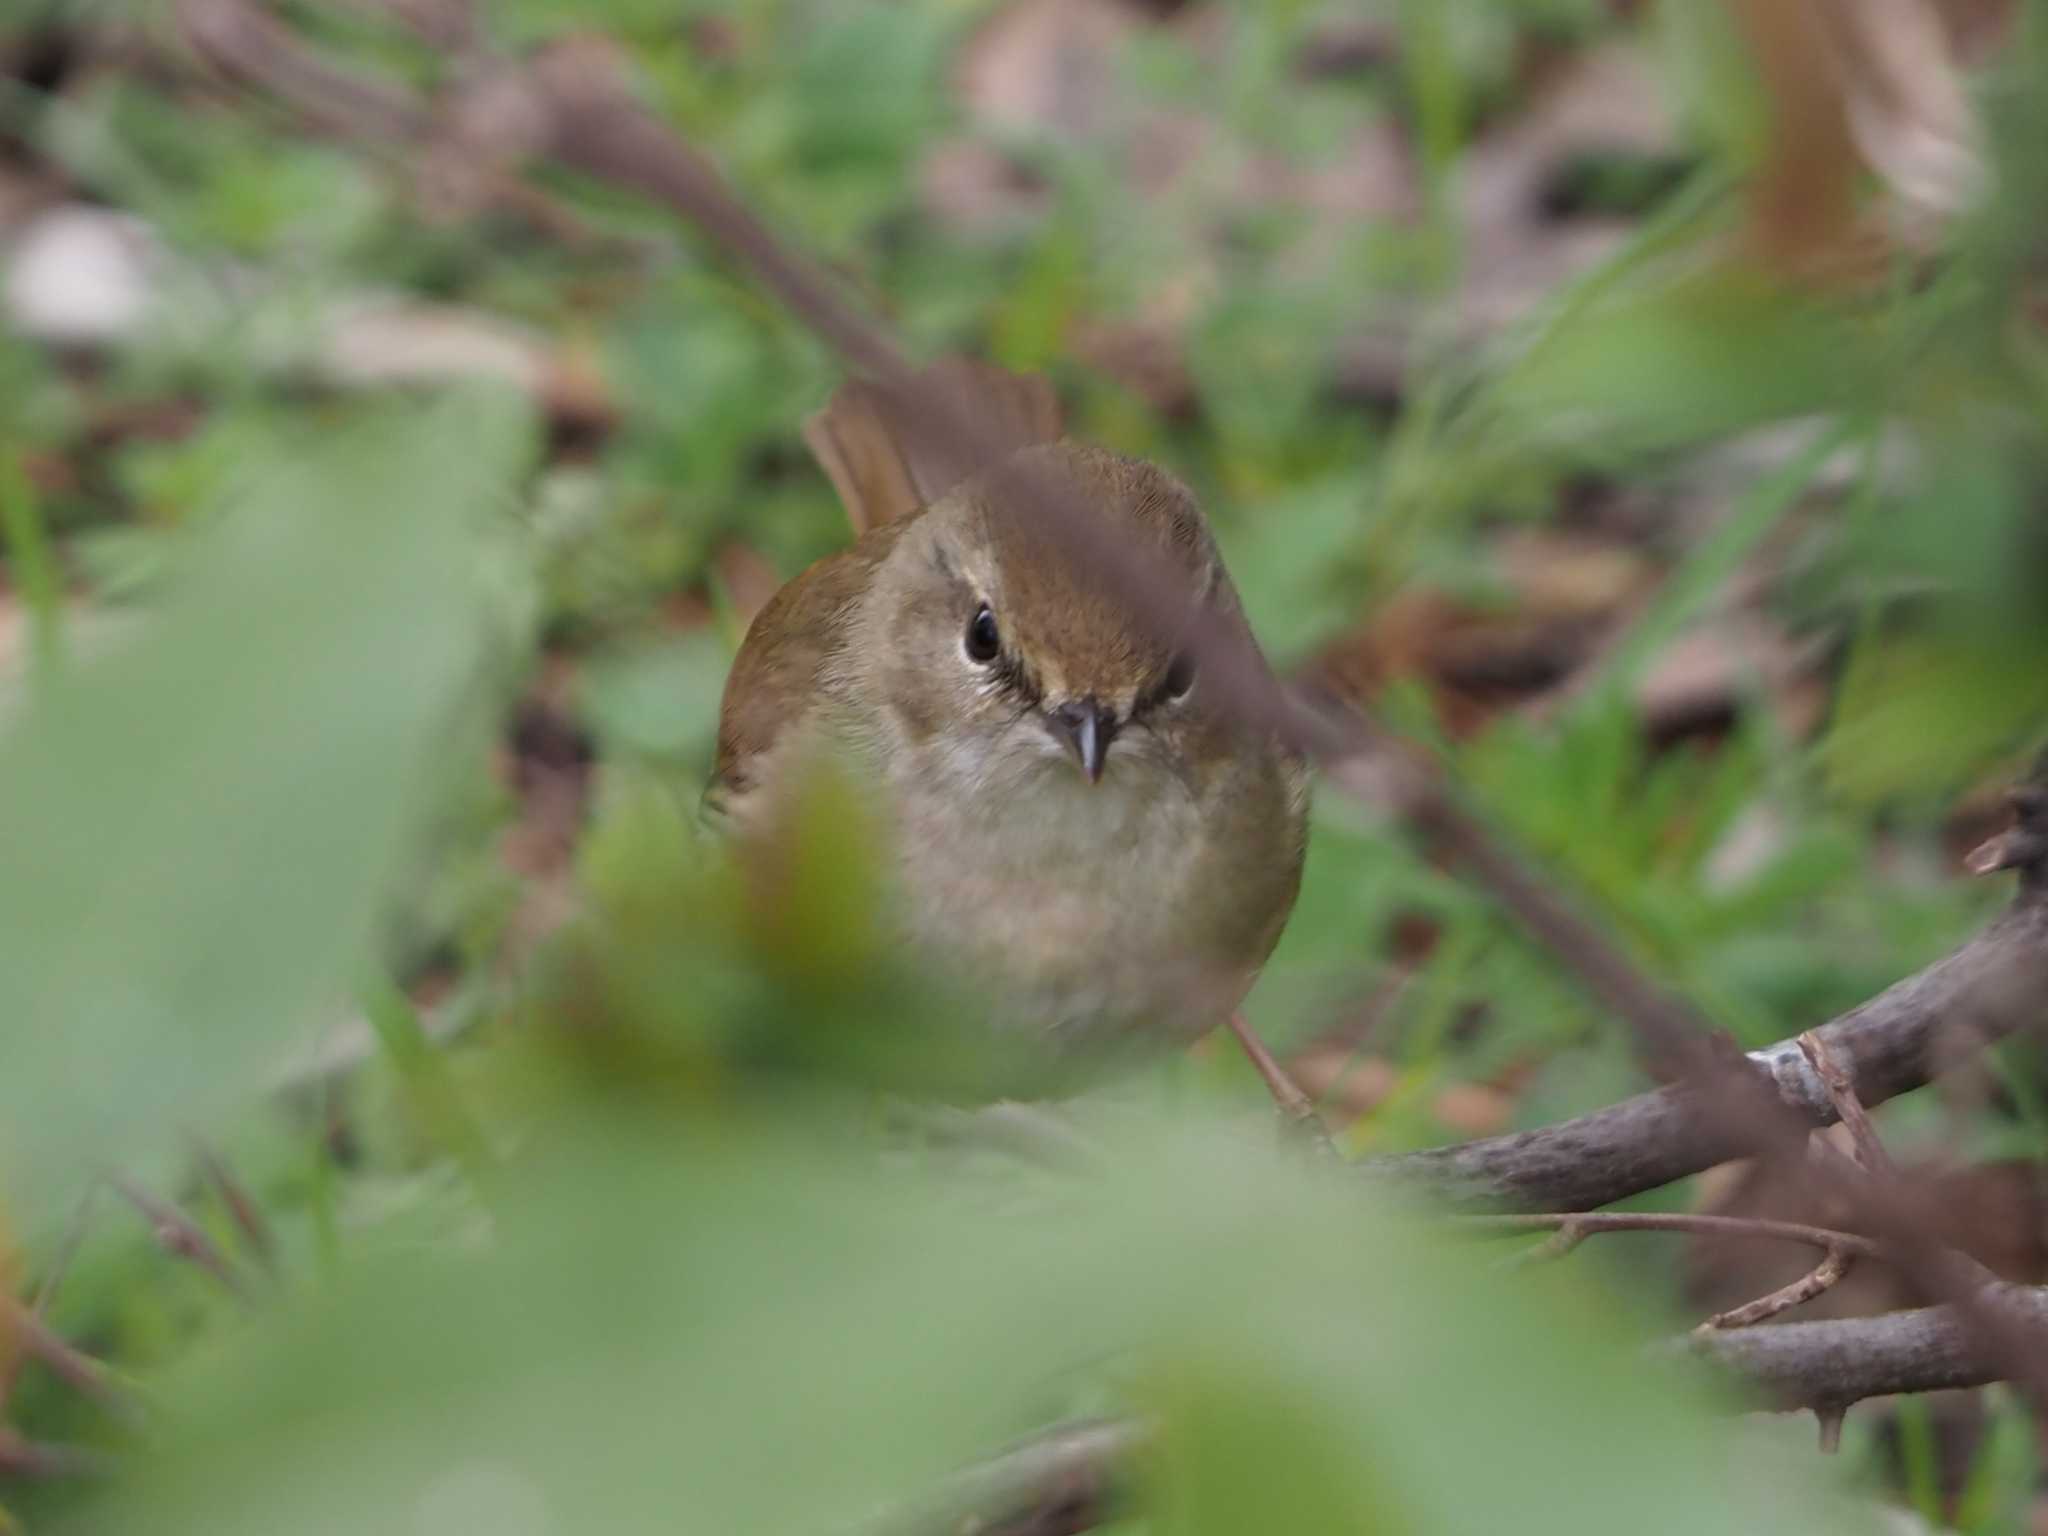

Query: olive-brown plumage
[709,362,1308,1051]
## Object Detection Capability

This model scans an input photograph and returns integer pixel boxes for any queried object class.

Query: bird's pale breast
[875,727,1305,1049]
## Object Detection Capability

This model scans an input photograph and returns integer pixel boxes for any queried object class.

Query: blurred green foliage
[0,0,2044,1530]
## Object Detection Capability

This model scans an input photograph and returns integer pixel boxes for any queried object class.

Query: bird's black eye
[965,604,1001,664]
[1162,650,1197,700]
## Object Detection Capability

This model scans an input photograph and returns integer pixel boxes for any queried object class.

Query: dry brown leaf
[1728,0,1985,274]
[917,140,1050,237]
[1309,585,1610,738]
[0,593,19,682]
[954,0,1144,142]
[321,297,549,391]
[1493,529,1654,620]
[1811,0,1986,223]
[1432,1080,1515,1138]
[1288,1048,1398,1121]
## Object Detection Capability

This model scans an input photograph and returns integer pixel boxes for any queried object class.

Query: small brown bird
[706,360,1308,1056]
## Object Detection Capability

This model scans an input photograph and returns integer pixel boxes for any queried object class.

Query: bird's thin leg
[1225,1012,1338,1157]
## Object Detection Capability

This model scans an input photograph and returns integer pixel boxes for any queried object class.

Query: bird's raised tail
[801,358,1063,535]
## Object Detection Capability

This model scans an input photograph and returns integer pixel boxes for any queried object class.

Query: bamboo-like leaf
[0,389,534,1195]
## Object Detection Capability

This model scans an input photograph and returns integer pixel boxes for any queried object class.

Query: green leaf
[579,631,730,766]
[1492,272,1881,465]
[0,389,535,1195]
[61,1113,1881,1536]
[1825,627,2048,804]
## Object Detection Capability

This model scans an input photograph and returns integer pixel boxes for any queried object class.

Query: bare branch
[178,0,428,140]
[1377,889,2048,1210]
[1689,1282,2048,1408]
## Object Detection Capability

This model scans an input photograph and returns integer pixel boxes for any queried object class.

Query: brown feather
[801,358,1063,535]
[705,517,913,826]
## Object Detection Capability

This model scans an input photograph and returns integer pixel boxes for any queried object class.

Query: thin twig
[1511,1221,1588,1267]
[1797,1031,1898,1178]
[1698,1246,1853,1331]
[1485,1213,1865,1324]
[175,0,606,246]
[1462,1211,1879,1259]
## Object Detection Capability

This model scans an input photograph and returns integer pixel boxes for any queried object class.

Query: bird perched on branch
[705,359,1308,1060]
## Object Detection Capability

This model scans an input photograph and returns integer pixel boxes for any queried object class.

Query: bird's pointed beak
[1046,699,1118,784]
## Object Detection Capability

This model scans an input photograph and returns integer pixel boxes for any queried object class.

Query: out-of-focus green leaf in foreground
[0,388,535,1196]
[66,1113,1880,1536]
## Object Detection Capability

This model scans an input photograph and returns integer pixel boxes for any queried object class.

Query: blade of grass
[1575,415,1857,712]
[1488,168,1736,397]
[1893,1393,1944,1527]
[1366,170,1735,582]
[1953,1386,2036,1533]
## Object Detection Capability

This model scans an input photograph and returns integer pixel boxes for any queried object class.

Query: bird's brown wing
[703,518,912,828]
[801,358,1063,535]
